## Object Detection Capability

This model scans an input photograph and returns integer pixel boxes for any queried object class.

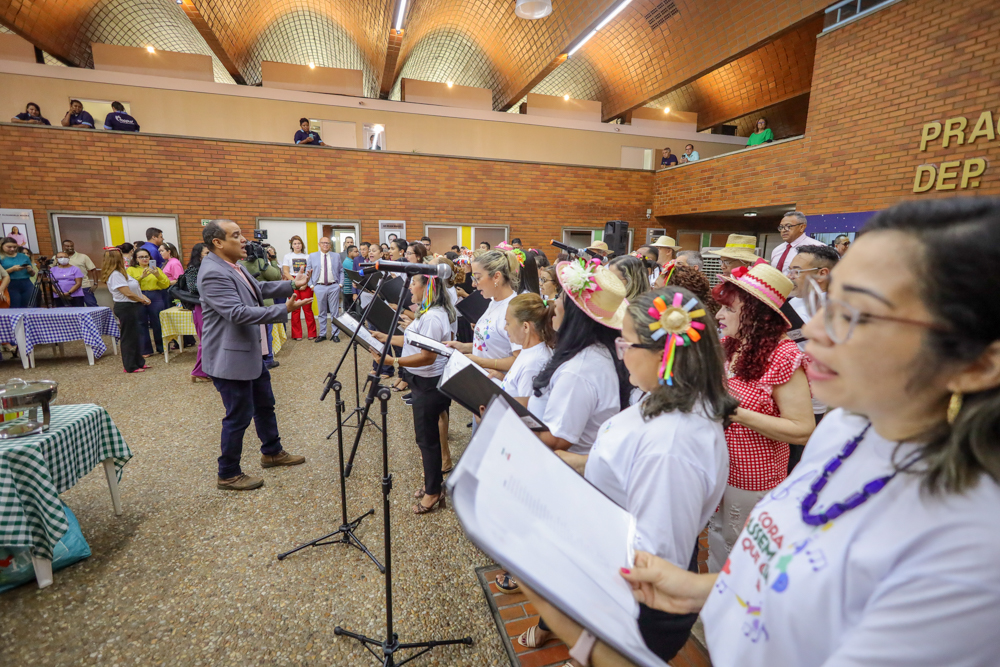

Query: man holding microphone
[199,219,313,491]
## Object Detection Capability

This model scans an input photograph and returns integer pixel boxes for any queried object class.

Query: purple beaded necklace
[800,424,897,527]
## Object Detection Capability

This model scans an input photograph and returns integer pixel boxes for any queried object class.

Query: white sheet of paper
[335,313,384,353]
[440,347,490,384]
[448,402,665,667]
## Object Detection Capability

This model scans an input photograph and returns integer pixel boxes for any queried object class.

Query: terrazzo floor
[0,337,507,667]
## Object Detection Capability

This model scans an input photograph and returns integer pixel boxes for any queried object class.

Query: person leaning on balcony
[104,102,140,132]
[61,100,94,129]
[660,147,679,167]
[679,144,700,163]
[746,117,774,146]
[294,118,325,146]
[11,102,50,125]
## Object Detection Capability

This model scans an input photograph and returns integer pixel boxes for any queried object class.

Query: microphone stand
[335,272,473,665]
[274,270,392,568]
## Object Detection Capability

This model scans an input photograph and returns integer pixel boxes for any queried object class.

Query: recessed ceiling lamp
[663,106,670,114]
[563,94,570,101]
[308,62,315,69]
[515,0,552,20]
[146,46,155,53]
[744,211,758,217]
[446,81,454,88]
[567,0,632,56]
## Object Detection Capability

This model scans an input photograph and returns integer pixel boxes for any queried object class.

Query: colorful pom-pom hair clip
[647,292,707,385]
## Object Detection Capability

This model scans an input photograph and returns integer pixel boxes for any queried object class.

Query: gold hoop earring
[947,391,963,425]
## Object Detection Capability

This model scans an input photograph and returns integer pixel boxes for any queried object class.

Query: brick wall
[654,0,1000,216]
[0,128,654,256]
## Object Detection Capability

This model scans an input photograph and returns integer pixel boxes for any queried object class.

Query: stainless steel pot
[0,378,58,439]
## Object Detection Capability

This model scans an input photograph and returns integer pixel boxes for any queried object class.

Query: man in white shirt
[308,237,343,343]
[61,239,100,306]
[769,211,826,275]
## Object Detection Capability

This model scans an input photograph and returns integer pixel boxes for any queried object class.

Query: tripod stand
[276,374,383,569]
[334,379,473,665]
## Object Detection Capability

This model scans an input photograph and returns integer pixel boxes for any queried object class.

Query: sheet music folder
[356,293,403,336]
[447,400,666,667]
[455,290,489,324]
[404,330,453,357]
[330,312,384,355]
[435,352,546,431]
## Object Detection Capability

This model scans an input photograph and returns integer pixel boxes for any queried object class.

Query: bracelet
[569,629,597,667]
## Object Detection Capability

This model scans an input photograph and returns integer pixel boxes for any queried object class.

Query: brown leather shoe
[217,473,264,490]
[260,450,306,468]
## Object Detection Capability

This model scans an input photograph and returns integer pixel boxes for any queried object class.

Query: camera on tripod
[246,229,269,263]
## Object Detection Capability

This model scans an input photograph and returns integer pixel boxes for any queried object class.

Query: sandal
[413,486,425,499]
[518,625,552,649]
[495,571,519,594]
[413,494,445,514]
[441,464,454,475]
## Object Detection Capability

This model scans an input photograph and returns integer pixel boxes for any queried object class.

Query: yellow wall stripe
[109,216,124,246]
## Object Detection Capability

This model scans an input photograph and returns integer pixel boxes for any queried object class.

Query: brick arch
[393,0,616,111]
[547,0,828,121]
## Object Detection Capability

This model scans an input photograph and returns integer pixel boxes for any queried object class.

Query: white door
[121,216,180,256]
[425,225,461,253]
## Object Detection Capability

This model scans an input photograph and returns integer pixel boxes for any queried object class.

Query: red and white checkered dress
[723,338,805,491]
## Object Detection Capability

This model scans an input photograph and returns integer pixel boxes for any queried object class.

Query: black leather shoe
[332,333,341,343]
[266,360,280,369]
[314,336,327,343]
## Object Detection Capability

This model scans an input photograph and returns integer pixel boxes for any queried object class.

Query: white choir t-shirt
[473,292,522,359]
[585,400,728,568]
[527,344,621,454]
[500,342,552,397]
[281,252,309,277]
[701,408,1000,667]
[401,306,451,378]
[445,285,459,337]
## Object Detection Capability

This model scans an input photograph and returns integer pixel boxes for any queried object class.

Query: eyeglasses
[614,337,657,360]
[786,267,819,279]
[777,223,805,232]
[803,278,948,344]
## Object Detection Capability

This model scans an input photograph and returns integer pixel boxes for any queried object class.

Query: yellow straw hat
[713,234,760,264]
[650,235,681,250]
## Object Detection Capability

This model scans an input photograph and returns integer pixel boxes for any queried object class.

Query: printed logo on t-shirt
[292,258,307,273]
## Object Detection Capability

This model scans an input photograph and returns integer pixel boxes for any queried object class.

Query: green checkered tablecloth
[0,404,132,560]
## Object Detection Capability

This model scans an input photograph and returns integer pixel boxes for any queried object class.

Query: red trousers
[290,287,317,339]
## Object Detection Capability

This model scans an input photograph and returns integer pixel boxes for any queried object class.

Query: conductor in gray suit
[199,220,313,491]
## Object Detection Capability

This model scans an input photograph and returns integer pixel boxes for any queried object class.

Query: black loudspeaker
[604,220,629,257]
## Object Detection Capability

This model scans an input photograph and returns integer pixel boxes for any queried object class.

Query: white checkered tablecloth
[0,404,132,560]
[0,308,120,358]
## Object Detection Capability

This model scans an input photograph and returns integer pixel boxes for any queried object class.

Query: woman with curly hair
[609,254,650,302]
[707,263,814,571]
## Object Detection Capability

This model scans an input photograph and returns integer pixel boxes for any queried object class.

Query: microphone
[550,240,599,259]
[357,261,453,280]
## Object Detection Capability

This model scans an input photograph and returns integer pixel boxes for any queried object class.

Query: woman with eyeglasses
[127,248,170,357]
[537,265,560,303]
[707,263,815,571]
[520,197,1000,667]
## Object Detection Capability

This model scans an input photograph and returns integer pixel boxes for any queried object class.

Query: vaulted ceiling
[1,0,830,124]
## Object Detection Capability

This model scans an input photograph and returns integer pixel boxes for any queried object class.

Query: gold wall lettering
[913,111,994,193]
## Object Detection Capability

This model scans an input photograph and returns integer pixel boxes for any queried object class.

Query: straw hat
[714,234,760,264]
[556,258,627,329]
[586,240,609,253]
[650,235,681,250]
[721,263,794,327]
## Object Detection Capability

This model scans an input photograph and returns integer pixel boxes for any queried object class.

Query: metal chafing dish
[0,378,58,438]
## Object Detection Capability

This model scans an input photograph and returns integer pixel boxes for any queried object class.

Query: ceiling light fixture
[567,0,632,56]
[563,94,570,101]
[308,62,315,69]
[146,46,155,53]
[744,211,758,217]
[394,0,408,30]
[663,106,670,114]
[446,81,453,88]
[515,0,552,20]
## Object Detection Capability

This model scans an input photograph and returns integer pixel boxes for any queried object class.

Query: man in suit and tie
[308,236,342,343]
[199,220,313,491]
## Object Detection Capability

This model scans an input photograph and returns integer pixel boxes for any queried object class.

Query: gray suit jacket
[197,251,293,381]
[307,250,342,288]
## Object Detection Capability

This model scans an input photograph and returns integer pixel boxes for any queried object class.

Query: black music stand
[336,271,473,665]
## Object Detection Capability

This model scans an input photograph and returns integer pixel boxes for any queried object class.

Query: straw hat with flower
[721,263,794,327]
[556,257,628,329]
